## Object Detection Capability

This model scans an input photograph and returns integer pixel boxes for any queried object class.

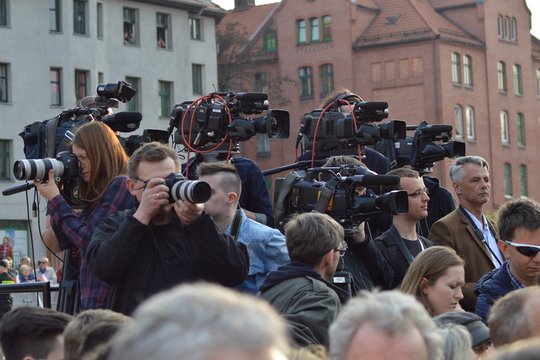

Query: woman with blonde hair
[34,121,135,310]
[401,246,465,316]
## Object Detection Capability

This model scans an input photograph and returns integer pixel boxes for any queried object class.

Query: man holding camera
[86,142,249,315]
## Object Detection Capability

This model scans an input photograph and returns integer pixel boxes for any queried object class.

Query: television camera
[375,121,466,172]
[296,97,406,156]
[167,91,290,151]
[274,164,409,235]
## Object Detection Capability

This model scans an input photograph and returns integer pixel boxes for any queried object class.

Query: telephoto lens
[13,158,65,181]
[164,173,211,203]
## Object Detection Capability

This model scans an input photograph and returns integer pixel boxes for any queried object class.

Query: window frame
[96,2,103,38]
[256,133,270,158]
[497,61,507,93]
[513,64,522,96]
[49,0,61,32]
[74,69,89,100]
[125,76,141,112]
[73,0,88,35]
[298,66,313,98]
[510,17,517,42]
[500,110,510,144]
[254,72,268,93]
[497,15,503,39]
[454,104,464,140]
[309,17,320,43]
[503,163,512,197]
[465,106,475,140]
[297,19,307,45]
[463,55,473,87]
[451,52,461,85]
[123,7,139,45]
[192,64,203,95]
[516,112,525,146]
[319,63,334,98]
[519,164,528,197]
[263,31,277,52]
[0,63,9,103]
[156,12,171,49]
[50,67,62,106]
[322,15,331,42]
[190,17,202,41]
[0,139,11,180]
[158,80,173,119]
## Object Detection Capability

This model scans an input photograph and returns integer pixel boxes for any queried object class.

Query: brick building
[218,0,540,211]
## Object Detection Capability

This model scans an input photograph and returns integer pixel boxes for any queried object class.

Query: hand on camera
[133,178,170,225]
[173,200,204,226]
[351,222,366,244]
[33,170,61,201]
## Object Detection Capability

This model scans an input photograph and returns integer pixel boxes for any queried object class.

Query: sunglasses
[505,241,540,257]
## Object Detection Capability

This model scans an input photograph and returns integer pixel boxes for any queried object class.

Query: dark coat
[474,263,519,323]
[429,207,501,312]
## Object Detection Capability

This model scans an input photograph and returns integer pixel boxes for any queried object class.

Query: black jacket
[374,224,433,289]
[87,209,249,315]
[420,176,456,237]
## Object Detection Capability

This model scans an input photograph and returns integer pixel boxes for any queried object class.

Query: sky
[212,0,540,38]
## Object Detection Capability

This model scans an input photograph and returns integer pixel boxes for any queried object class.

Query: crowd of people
[1,89,540,359]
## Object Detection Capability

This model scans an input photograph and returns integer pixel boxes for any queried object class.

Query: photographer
[86,142,249,315]
[33,121,135,310]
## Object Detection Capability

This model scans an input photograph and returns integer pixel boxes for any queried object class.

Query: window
[497,61,507,92]
[297,19,306,45]
[263,31,277,52]
[0,0,8,26]
[504,16,510,40]
[97,72,104,84]
[254,72,268,93]
[156,13,171,49]
[192,64,203,95]
[158,81,173,118]
[537,69,540,98]
[500,110,509,144]
[513,64,522,96]
[463,55,473,87]
[123,7,138,45]
[0,63,8,103]
[190,17,201,40]
[497,15,503,39]
[465,106,475,140]
[517,112,525,146]
[298,66,313,98]
[451,52,461,85]
[73,0,88,35]
[319,64,333,98]
[511,17,517,41]
[322,15,331,41]
[256,134,270,157]
[96,2,103,38]
[74,69,89,100]
[503,163,512,197]
[50,0,61,32]
[309,17,319,42]
[454,105,463,139]
[125,77,140,112]
[50,68,62,106]
[519,164,528,197]
[0,140,10,180]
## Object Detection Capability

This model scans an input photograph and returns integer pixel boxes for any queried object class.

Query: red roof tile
[218,3,279,39]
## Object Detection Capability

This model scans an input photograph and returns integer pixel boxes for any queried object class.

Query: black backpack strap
[313,178,339,214]
[230,209,243,241]
[45,117,59,157]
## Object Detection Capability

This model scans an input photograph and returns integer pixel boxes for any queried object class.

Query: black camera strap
[45,117,59,158]
[230,209,242,241]
[313,178,339,214]
[274,172,301,226]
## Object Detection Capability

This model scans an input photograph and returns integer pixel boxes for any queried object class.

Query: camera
[297,100,406,155]
[13,151,79,182]
[168,92,290,149]
[163,173,212,204]
[97,81,136,103]
[274,165,409,233]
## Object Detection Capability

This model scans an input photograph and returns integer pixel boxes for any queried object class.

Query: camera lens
[13,158,65,181]
[170,180,211,203]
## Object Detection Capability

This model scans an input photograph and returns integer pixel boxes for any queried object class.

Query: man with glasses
[474,198,540,322]
[36,256,57,284]
[258,212,349,347]
[429,156,502,312]
[87,142,249,315]
[361,167,432,290]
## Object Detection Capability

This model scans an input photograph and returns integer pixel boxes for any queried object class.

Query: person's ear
[453,182,461,195]
[126,178,137,196]
[227,192,238,204]
[499,240,511,260]
[420,277,430,294]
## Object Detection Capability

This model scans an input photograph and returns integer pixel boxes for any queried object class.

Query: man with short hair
[258,212,349,347]
[475,199,540,322]
[108,283,290,360]
[197,162,289,294]
[87,142,249,315]
[328,290,443,360]
[36,256,57,284]
[430,156,503,312]
[358,167,432,289]
[488,286,540,347]
[0,306,72,360]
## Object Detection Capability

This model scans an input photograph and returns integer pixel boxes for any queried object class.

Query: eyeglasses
[505,241,540,257]
[334,241,348,257]
[408,188,429,197]
[132,177,150,191]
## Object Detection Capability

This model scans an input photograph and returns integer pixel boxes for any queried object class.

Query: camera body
[298,101,406,155]
[163,173,211,204]
[169,92,290,149]
[274,165,409,234]
[13,151,79,182]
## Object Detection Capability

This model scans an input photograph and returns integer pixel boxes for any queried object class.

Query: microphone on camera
[100,112,142,133]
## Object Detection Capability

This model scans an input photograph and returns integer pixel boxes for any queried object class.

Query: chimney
[234,0,255,11]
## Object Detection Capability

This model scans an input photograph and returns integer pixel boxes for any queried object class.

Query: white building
[0,0,224,265]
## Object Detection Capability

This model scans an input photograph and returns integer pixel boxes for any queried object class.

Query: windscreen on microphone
[355,175,400,186]
[100,112,142,133]
[235,92,268,102]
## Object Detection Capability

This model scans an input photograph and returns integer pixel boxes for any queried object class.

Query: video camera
[376,121,466,172]
[297,97,406,155]
[168,92,290,150]
[274,165,409,234]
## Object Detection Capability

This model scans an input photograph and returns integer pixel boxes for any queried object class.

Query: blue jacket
[474,262,521,323]
[228,210,289,294]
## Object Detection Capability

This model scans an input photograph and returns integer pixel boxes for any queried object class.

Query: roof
[354,0,483,48]
[427,0,477,10]
[217,3,280,39]
[129,0,225,17]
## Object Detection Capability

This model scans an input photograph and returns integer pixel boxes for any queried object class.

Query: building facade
[219,0,540,212]
[0,0,223,265]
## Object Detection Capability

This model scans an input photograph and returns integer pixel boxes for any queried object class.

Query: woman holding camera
[34,121,135,310]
